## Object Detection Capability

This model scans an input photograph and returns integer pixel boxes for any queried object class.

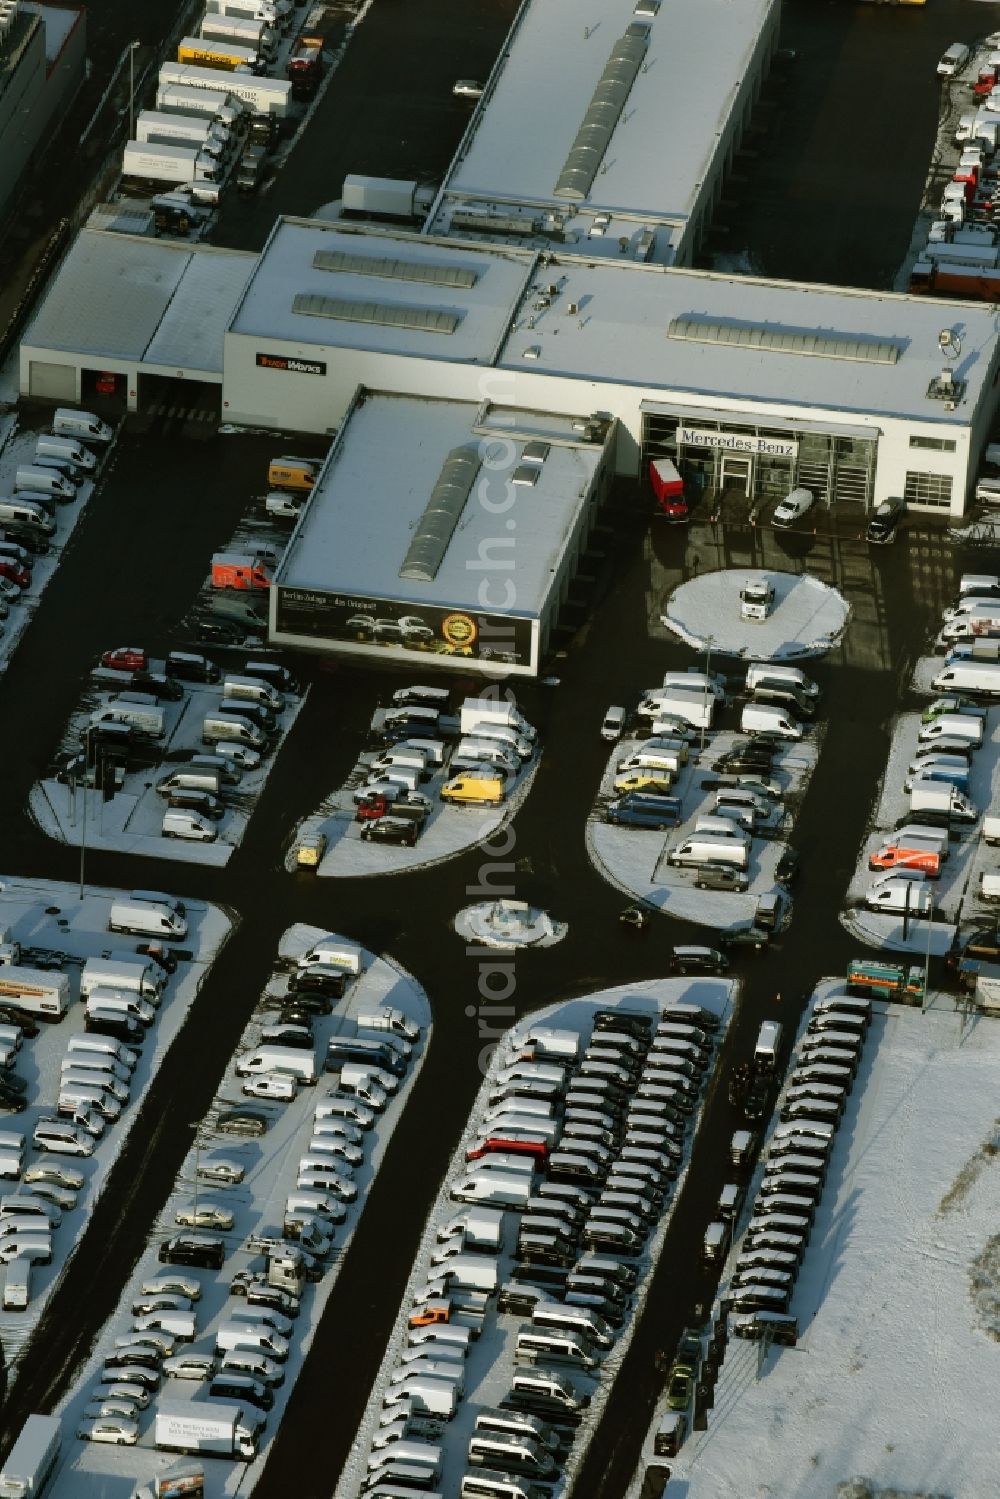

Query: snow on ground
[0,418,111,681]
[47,924,431,1499]
[29,678,307,868]
[910,653,952,696]
[587,731,818,929]
[334,978,736,1499]
[632,981,1000,1499]
[840,707,1000,955]
[661,571,849,660]
[0,878,232,1378]
[286,734,541,880]
[453,900,567,949]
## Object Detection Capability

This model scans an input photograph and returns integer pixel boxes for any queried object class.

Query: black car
[0,1072,28,1095]
[669,946,728,976]
[165,651,220,684]
[695,864,749,893]
[593,1010,653,1042]
[191,617,246,647]
[743,1073,772,1121]
[1,524,48,556]
[0,1007,38,1037]
[259,1025,313,1050]
[86,1010,145,1046]
[217,1108,269,1137]
[713,750,774,775]
[131,672,184,702]
[244,660,298,695]
[159,1234,225,1270]
[104,1347,161,1373]
[277,993,332,1018]
[866,495,905,546]
[371,721,439,749]
[360,817,418,847]
[167,789,226,821]
[209,1377,274,1413]
[775,847,800,885]
[288,965,347,1000]
[0,1090,26,1113]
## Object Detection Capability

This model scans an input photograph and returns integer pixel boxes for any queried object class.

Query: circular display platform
[662,568,850,660]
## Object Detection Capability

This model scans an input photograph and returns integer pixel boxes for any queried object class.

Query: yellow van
[268,455,319,493]
[440,773,504,806]
[613,770,674,796]
[295,831,327,869]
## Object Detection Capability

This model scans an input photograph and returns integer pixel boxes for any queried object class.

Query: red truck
[286,35,323,99]
[211,553,273,591]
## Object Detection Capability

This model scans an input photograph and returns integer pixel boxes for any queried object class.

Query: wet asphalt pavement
[1,0,999,1494]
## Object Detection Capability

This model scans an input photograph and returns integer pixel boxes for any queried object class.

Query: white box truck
[156,83,246,129]
[207,0,291,28]
[910,782,977,823]
[158,62,293,118]
[135,110,230,159]
[647,689,714,730]
[89,699,164,739]
[154,1402,260,1461]
[198,15,278,60]
[459,696,536,741]
[0,968,70,1022]
[0,1414,60,1497]
[80,956,162,1001]
[122,142,220,186]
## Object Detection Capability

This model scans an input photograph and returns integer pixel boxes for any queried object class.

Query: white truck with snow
[909,781,978,824]
[154,1402,261,1461]
[89,695,165,739]
[0,968,69,1022]
[198,14,278,62]
[0,1413,60,1497]
[108,898,187,941]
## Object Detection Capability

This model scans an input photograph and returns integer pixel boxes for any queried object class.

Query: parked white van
[53,408,113,443]
[162,810,217,842]
[36,434,97,472]
[865,878,932,914]
[108,899,187,940]
[744,663,819,700]
[14,465,74,501]
[668,834,749,870]
[740,704,802,740]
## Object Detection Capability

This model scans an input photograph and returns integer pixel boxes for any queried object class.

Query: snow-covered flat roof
[664,992,1000,1499]
[22,229,254,373]
[437,0,778,227]
[275,394,603,617]
[228,219,533,365]
[499,255,1000,422]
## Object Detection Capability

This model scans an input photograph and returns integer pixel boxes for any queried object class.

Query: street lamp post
[699,636,714,757]
[190,1122,202,1222]
[78,726,93,901]
[128,41,140,142]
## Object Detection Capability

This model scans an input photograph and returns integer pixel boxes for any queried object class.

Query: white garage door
[28,361,77,400]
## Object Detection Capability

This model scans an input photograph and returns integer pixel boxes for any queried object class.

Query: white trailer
[159,61,293,118]
[122,141,220,186]
[206,0,291,29]
[198,15,278,60]
[0,1414,60,1497]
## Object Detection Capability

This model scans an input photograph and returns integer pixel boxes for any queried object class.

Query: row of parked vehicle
[346,688,540,849]
[709,992,872,1352]
[0,410,113,550]
[353,1000,720,1499]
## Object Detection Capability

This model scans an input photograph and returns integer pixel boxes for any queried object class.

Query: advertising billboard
[274,587,534,668]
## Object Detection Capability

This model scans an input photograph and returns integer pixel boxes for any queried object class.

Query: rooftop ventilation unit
[555,27,649,202]
[291,293,460,336]
[668,315,901,366]
[521,441,550,466]
[312,248,479,290]
[927,367,966,406]
[512,464,540,487]
[398,446,480,583]
[0,0,19,44]
[634,0,659,14]
[451,209,538,237]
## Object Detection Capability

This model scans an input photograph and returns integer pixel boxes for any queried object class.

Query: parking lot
[638,982,1000,1499]
[335,978,733,1499]
[0,880,229,1374]
[44,922,429,1496]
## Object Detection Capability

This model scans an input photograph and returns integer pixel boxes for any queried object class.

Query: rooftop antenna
[938,327,962,360]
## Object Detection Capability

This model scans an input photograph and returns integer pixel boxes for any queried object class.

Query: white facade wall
[223,335,979,517]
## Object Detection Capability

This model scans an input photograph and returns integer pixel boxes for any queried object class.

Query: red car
[101,646,147,671]
[355,794,388,823]
[0,560,29,589]
[466,1136,549,1164]
[95,371,117,396]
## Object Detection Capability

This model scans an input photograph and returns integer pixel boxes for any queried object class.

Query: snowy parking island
[454,899,567,950]
[47,924,430,1499]
[633,984,1000,1499]
[661,570,849,660]
[335,978,734,1499]
[840,706,1000,956]
[0,878,231,1377]
[29,668,307,867]
[588,731,817,929]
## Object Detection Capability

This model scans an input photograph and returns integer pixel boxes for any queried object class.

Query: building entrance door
[719,455,753,494]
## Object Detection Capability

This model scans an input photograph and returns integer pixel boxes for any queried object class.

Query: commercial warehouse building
[424,0,781,268]
[269,393,614,676]
[22,215,1000,524]
[0,0,85,227]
